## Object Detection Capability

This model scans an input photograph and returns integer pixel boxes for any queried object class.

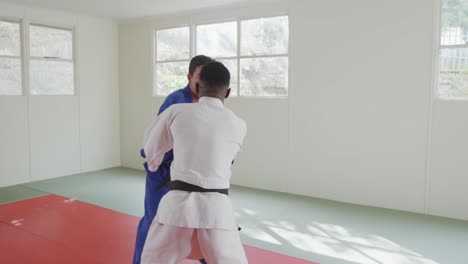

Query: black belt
[168,180,229,196]
[156,160,234,192]
[163,179,240,231]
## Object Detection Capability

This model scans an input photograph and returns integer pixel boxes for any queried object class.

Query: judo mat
[0,195,318,264]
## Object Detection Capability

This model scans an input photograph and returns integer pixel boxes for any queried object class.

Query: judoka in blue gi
[132,55,213,264]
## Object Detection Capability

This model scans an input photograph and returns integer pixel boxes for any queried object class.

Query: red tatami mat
[0,222,100,264]
[0,195,318,264]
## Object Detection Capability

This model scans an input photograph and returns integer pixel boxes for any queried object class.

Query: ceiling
[2,0,279,20]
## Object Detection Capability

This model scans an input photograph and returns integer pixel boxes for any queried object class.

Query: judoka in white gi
[141,61,248,264]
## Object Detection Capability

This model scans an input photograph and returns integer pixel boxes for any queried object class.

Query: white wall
[288,0,433,214]
[0,96,30,186]
[77,16,120,173]
[118,0,468,221]
[0,2,120,186]
[119,22,154,169]
[428,101,468,220]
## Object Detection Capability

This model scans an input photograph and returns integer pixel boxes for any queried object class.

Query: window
[29,25,74,95]
[155,27,190,96]
[154,16,289,97]
[0,20,22,95]
[240,16,288,96]
[196,22,238,94]
[439,0,468,99]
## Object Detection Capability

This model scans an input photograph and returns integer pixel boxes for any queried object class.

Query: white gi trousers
[141,223,248,264]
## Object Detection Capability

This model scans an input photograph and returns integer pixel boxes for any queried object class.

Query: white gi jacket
[143,97,247,230]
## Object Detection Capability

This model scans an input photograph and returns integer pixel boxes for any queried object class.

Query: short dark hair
[199,61,230,91]
[188,55,213,75]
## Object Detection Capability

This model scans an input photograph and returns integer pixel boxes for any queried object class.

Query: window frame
[238,16,289,97]
[0,18,24,96]
[435,0,468,101]
[195,20,239,95]
[28,23,76,96]
[153,25,191,97]
[153,15,290,98]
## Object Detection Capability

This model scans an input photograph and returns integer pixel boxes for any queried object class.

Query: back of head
[198,61,231,95]
[189,55,213,75]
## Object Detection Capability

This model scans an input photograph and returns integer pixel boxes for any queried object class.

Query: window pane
[156,27,189,61]
[439,48,468,98]
[217,59,238,96]
[30,60,74,95]
[441,0,468,45]
[0,20,21,56]
[0,58,22,95]
[241,16,288,56]
[155,61,188,96]
[197,22,237,58]
[30,25,73,59]
[240,57,288,96]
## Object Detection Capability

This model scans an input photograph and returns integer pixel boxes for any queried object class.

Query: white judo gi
[141,97,248,264]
